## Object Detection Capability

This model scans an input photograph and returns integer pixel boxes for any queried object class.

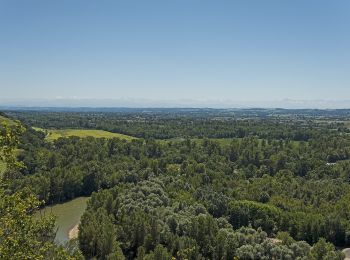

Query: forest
[1,109,350,259]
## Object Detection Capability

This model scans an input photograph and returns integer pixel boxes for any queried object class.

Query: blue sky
[0,0,349,103]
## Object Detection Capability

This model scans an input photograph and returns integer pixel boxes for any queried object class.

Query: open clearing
[33,127,136,142]
[0,115,16,125]
[345,121,350,129]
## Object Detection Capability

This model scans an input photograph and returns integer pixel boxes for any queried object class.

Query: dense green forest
[2,109,350,259]
[7,109,350,140]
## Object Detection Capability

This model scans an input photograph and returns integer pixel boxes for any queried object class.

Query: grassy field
[33,127,136,142]
[0,115,15,125]
[345,121,350,129]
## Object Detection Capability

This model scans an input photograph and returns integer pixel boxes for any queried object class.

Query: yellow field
[33,127,136,141]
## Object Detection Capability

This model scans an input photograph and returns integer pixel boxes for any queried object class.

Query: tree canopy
[2,109,350,259]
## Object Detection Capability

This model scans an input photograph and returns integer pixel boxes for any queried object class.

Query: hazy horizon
[2,97,350,109]
[1,1,350,102]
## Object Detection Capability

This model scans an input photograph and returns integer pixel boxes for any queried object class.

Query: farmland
[33,127,136,142]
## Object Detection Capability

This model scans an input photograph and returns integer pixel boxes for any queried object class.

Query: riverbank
[68,224,79,239]
[342,248,350,260]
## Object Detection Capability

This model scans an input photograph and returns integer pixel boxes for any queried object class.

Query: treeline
[7,110,346,140]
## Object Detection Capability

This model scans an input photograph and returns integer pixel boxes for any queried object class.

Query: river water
[36,197,89,244]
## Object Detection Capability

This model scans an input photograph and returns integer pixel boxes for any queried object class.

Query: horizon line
[1,98,350,109]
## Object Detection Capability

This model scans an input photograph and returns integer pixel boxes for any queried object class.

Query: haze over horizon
[2,97,350,109]
[1,1,350,102]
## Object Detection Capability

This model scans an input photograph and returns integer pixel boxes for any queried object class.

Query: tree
[79,208,124,259]
[0,122,25,170]
[144,245,171,260]
[0,122,75,259]
[0,190,74,259]
[309,238,344,260]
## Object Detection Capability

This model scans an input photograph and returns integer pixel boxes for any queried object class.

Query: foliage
[0,120,79,259]
[0,122,25,170]
[0,190,75,259]
[2,109,350,258]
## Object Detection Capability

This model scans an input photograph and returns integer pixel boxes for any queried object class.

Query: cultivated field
[33,127,136,142]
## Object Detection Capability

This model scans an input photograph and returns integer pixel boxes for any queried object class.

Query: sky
[0,0,350,105]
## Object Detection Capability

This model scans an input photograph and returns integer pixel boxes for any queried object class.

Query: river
[36,197,89,244]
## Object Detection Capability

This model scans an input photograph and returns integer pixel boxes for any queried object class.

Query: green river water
[36,197,89,244]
